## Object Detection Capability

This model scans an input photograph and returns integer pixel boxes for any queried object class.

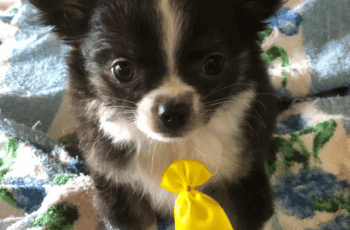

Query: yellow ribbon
[160,159,234,230]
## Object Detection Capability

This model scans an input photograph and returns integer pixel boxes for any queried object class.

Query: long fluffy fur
[29,0,284,229]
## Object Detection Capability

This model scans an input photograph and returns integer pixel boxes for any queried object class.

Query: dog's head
[30,0,283,142]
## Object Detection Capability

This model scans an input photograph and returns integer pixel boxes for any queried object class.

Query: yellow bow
[160,159,234,230]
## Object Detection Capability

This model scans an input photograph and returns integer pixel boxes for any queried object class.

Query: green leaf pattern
[269,119,337,177]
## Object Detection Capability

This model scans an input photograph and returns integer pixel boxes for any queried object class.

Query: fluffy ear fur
[28,0,97,42]
[235,0,285,37]
[239,0,285,21]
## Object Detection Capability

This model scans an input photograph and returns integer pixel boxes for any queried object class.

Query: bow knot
[160,159,234,230]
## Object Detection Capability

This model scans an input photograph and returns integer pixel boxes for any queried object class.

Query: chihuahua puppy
[29,0,283,229]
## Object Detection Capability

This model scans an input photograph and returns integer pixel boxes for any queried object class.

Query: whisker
[203,83,241,99]
[62,119,96,135]
[250,106,266,129]
[212,146,221,177]
[148,138,154,157]
[179,138,187,148]
[204,94,268,117]
[204,97,232,107]
[147,137,154,174]
[212,82,281,100]
[100,96,137,105]
[204,85,221,99]
[204,100,232,108]
[115,111,136,116]
[96,141,113,166]
[78,126,98,150]
[241,120,260,142]
[244,113,263,132]
[191,143,208,157]
[251,99,267,115]
[210,96,266,130]
[171,141,177,154]
[109,105,137,110]
[151,140,157,176]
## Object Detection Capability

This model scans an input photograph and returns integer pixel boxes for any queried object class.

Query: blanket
[1,0,350,229]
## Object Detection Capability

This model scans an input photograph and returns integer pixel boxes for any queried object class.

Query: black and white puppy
[29,0,283,229]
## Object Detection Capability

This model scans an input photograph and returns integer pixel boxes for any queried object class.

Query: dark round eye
[203,54,225,76]
[112,60,134,82]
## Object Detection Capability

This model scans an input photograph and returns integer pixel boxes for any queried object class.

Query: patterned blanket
[1,0,350,229]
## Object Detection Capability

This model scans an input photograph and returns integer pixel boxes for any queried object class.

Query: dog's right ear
[29,0,97,42]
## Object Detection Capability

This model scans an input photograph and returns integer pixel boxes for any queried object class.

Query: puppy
[29,0,283,229]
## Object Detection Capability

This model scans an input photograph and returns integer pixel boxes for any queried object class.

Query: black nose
[158,103,190,129]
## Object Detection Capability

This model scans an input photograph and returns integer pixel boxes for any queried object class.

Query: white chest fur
[95,88,256,215]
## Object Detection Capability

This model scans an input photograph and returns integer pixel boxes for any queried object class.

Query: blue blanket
[1,0,350,229]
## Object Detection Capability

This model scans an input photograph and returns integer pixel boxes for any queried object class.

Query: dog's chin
[140,128,188,143]
[136,121,195,143]
[149,133,185,143]
[136,116,198,143]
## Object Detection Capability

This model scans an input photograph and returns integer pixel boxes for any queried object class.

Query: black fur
[29,0,284,229]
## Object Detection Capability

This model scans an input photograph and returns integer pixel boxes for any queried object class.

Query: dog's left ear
[29,0,97,42]
[236,0,285,34]
[239,0,285,21]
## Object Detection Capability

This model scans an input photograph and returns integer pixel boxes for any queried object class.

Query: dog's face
[66,0,280,142]
[84,0,243,142]
[30,0,282,142]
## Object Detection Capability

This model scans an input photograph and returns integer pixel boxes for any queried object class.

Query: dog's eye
[112,60,134,82]
[203,54,225,76]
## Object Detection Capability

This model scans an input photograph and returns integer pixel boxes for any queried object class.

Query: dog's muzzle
[152,95,194,137]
